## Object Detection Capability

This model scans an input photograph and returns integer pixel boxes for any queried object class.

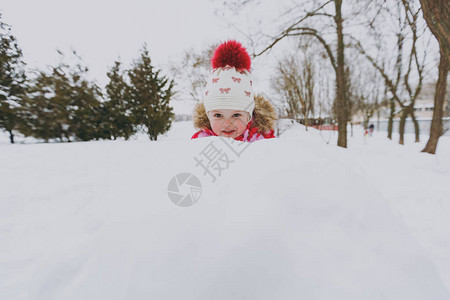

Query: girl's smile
[207,109,251,139]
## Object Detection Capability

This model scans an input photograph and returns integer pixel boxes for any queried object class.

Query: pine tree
[127,45,174,141]
[0,14,27,143]
[23,50,102,142]
[68,53,103,141]
[21,72,63,142]
[103,60,135,140]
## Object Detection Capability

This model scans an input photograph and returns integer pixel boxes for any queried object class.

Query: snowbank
[1,122,449,299]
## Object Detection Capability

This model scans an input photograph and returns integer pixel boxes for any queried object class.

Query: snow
[170,98,197,116]
[1,121,450,299]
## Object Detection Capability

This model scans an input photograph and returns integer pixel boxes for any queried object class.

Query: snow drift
[1,121,450,299]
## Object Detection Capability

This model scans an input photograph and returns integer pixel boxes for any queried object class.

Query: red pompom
[211,40,251,71]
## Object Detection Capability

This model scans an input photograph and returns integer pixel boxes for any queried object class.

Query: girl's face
[207,109,251,139]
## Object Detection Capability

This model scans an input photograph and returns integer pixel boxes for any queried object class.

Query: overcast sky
[0,0,246,86]
[1,0,438,114]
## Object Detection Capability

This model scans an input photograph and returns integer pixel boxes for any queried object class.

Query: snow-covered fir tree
[127,45,174,141]
[0,13,27,144]
[103,60,135,140]
[22,51,102,142]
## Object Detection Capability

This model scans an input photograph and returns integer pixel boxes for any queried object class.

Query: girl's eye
[213,113,222,118]
[233,113,241,117]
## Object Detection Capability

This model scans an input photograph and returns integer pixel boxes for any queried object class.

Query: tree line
[2,1,448,154]
[0,14,174,144]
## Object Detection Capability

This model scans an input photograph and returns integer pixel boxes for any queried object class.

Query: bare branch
[403,36,415,99]
[368,0,388,28]
[349,36,404,108]
[313,13,335,18]
[253,0,333,57]
[287,27,337,71]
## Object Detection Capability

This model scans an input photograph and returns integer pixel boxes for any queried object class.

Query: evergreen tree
[21,71,63,142]
[23,50,102,142]
[68,53,103,141]
[0,14,27,143]
[127,45,174,141]
[103,60,135,140]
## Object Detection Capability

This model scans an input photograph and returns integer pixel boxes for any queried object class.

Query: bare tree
[272,51,315,129]
[420,0,449,154]
[354,0,429,144]
[316,56,336,121]
[170,45,216,102]
[347,57,386,131]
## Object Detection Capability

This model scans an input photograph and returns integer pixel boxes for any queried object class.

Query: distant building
[375,81,450,120]
[413,82,450,119]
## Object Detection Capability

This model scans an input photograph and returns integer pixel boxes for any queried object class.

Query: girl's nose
[223,118,233,128]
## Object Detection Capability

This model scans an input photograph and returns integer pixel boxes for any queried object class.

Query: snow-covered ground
[1,121,450,299]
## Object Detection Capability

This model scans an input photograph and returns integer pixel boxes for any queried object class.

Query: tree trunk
[388,98,395,140]
[399,108,408,145]
[422,56,447,152]
[422,45,448,153]
[363,118,369,130]
[8,130,14,144]
[303,108,308,131]
[411,109,420,143]
[377,108,380,133]
[420,0,450,154]
[335,0,347,148]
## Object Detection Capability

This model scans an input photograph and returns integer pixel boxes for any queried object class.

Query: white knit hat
[203,41,255,117]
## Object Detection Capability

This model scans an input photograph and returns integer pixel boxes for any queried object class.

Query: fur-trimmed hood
[192,94,278,134]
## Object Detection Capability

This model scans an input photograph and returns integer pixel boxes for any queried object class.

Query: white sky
[0,0,244,87]
[1,0,438,114]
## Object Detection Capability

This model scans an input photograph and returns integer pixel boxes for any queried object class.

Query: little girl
[191,40,277,143]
